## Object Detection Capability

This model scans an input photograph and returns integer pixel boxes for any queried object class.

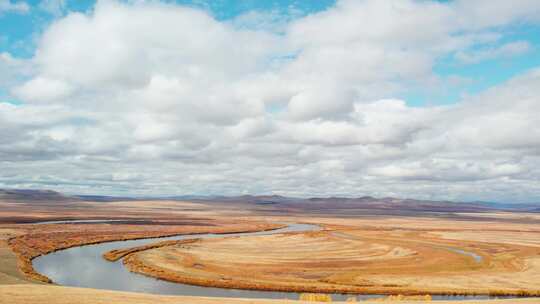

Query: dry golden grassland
[0,229,33,285]
[0,199,282,284]
[7,219,281,283]
[103,239,200,261]
[123,214,540,296]
[2,197,540,304]
[2,285,540,304]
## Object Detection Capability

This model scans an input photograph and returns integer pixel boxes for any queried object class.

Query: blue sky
[2,0,539,107]
[0,0,336,56]
[0,0,337,103]
[1,0,540,202]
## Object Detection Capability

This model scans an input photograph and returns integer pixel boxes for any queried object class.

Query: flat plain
[5,285,540,304]
[1,190,540,303]
[124,215,540,296]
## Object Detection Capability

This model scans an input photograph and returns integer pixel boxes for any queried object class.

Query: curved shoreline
[28,220,540,300]
[121,244,540,297]
[32,222,343,300]
[5,285,540,304]
[103,239,201,262]
[12,220,284,283]
[117,229,540,298]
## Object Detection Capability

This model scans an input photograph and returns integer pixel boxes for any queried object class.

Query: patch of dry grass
[123,225,540,296]
[299,293,333,302]
[1,285,540,304]
[103,239,199,261]
[3,214,282,283]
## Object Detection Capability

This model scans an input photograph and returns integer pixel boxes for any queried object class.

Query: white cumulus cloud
[1,0,540,203]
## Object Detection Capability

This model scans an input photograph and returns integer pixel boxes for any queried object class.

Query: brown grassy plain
[0,197,282,283]
[4,285,540,304]
[124,214,540,296]
[2,192,540,303]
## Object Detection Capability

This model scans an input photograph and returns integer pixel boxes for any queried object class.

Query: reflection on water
[444,247,483,263]
[33,222,498,301]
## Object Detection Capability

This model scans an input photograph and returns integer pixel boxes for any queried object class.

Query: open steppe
[0,191,282,284]
[4,285,540,304]
[1,190,540,303]
[124,215,540,296]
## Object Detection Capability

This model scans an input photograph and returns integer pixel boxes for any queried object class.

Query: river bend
[32,221,500,301]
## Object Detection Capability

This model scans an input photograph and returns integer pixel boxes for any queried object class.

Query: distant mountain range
[0,189,75,203]
[1,188,538,213]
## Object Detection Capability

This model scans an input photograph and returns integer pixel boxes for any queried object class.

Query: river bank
[119,228,540,297]
[2,285,540,304]
[9,219,282,283]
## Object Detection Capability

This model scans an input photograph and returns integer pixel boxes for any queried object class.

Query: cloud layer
[1,0,540,203]
[0,0,29,14]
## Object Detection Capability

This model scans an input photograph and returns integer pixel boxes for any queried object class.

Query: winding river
[32,221,502,301]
